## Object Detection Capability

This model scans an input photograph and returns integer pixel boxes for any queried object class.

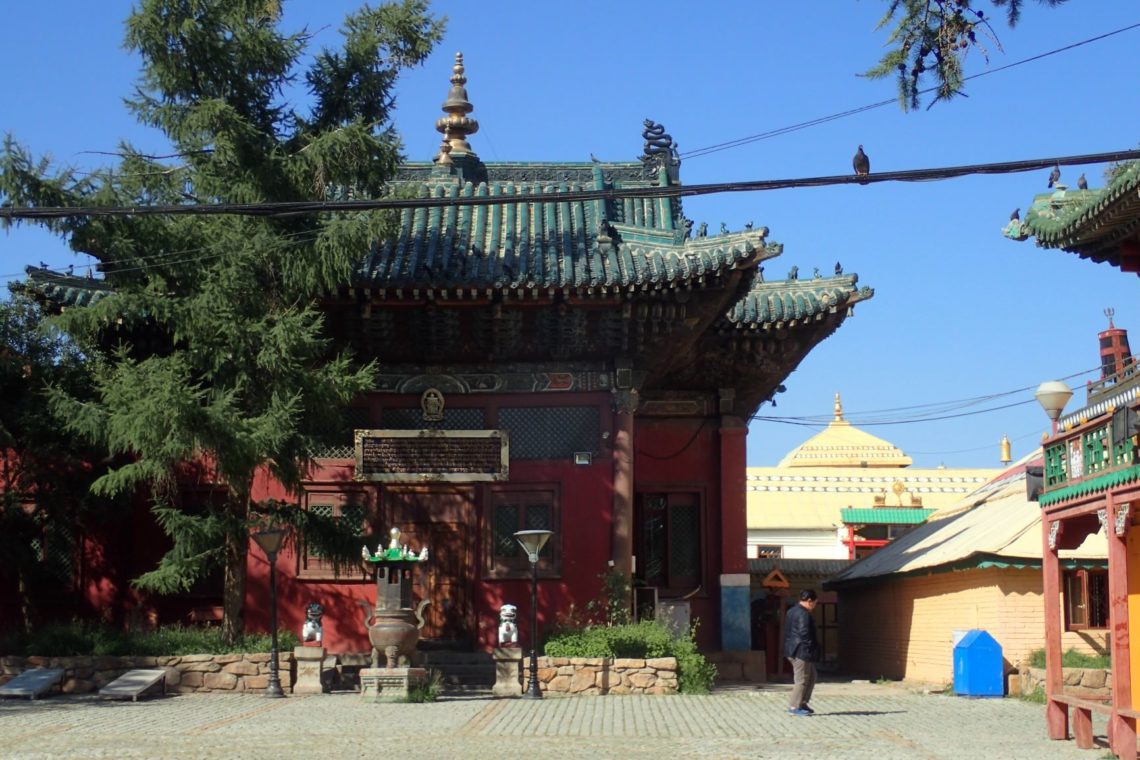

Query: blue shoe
[787,708,811,716]
[799,704,814,714]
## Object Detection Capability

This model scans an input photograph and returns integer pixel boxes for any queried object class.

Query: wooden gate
[384,485,476,645]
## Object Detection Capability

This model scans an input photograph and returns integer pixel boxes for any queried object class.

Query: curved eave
[722,274,872,330]
[17,267,112,309]
[1005,162,1140,264]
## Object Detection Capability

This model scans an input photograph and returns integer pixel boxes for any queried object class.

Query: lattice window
[500,406,598,460]
[298,491,371,580]
[636,491,702,595]
[1044,442,1067,487]
[310,407,372,459]
[1083,425,1109,476]
[381,407,486,431]
[31,518,76,586]
[485,485,560,579]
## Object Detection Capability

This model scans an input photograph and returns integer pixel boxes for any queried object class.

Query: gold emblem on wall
[421,388,445,423]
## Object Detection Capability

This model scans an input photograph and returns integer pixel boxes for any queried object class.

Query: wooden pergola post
[1108,493,1137,760]
[1042,515,1068,741]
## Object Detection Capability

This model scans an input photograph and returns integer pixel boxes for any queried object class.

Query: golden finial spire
[999,434,1011,465]
[435,52,479,161]
[834,392,844,422]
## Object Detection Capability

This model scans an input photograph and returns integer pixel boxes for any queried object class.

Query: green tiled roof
[840,508,936,524]
[361,162,773,291]
[726,274,873,329]
[1004,161,1140,268]
[17,268,111,307]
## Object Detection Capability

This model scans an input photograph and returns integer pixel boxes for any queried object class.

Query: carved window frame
[483,483,561,580]
[1063,568,1109,631]
[296,488,373,581]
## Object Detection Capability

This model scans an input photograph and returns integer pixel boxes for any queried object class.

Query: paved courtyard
[0,679,1113,759]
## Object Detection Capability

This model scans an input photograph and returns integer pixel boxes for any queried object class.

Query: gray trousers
[787,657,817,709]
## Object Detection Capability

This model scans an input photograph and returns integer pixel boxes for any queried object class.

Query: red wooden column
[611,402,635,577]
[718,414,750,651]
[1107,493,1138,760]
[1042,514,1068,741]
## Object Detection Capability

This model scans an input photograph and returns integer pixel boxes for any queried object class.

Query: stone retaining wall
[1019,666,1111,701]
[0,653,295,695]
[521,656,677,695]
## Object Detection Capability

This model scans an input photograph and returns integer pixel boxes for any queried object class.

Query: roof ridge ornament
[435,52,479,162]
[834,392,844,422]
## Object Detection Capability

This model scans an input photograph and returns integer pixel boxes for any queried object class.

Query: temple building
[1006,161,1140,759]
[13,54,874,657]
[747,393,1000,560]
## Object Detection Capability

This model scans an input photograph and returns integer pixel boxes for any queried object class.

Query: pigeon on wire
[1010,208,1020,222]
[1077,173,1088,190]
[1047,164,1061,188]
[852,145,870,184]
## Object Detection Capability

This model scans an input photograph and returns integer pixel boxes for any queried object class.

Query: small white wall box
[573,451,592,465]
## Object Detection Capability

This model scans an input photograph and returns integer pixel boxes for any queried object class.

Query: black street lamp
[252,527,289,698]
[514,529,553,700]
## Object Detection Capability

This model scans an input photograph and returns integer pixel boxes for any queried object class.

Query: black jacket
[783,603,819,661]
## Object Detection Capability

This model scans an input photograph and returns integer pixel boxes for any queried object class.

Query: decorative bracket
[1098,508,1108,534]
[1115,503,1132,538]
[1048,521,1062,551]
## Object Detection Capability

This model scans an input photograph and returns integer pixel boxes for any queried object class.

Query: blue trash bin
[952,629,1003,697]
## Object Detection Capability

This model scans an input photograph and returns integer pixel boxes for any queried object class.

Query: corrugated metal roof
[840,508,935,524]
[827,450,1107,587]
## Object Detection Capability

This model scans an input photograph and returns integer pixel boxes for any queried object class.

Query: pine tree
[0,0,445,643]
[865,0,1068,111]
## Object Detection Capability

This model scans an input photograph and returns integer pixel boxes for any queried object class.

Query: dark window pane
[1089,572,1109,628]
[494,504,520,558]
[669,502,700,582]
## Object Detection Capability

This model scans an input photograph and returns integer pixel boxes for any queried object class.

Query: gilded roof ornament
[834,392,844,421]
[435,52,479,161]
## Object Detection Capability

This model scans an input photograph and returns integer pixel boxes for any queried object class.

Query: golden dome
[776,392,913,468]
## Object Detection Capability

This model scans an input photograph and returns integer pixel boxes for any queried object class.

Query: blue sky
[2,1,1138,469]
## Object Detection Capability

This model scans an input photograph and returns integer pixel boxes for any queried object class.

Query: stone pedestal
[359,667,427,703]
[292,646,328,695]
[492,647,522,697]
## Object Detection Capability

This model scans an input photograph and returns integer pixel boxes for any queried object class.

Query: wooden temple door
[384,485,476,646]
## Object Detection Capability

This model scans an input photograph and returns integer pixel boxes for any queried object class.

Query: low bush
[0,621,298,657]
[544,620,717,694]
[1026,648,1110,670]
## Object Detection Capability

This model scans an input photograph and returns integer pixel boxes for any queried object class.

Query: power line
[3,148,1138,221]
[680,21,1140,161]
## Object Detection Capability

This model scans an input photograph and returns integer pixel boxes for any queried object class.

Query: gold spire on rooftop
[435,52,479,162]
[777,392,912,468]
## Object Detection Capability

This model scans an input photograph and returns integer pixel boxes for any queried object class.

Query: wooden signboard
[354,429,509,482]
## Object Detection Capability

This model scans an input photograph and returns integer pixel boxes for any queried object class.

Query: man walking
[783,589,820,716]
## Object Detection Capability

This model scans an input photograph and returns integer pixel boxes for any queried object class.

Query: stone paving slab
[0,681,1120,759]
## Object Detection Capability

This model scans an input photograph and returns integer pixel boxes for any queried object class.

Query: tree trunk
[221,494,251,646]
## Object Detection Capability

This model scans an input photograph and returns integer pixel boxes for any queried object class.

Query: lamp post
[252,527,289,698]
[514,529,553,699]
[1035,380,1074,435]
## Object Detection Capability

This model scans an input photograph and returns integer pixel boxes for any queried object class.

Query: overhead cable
[3,148,1139,221]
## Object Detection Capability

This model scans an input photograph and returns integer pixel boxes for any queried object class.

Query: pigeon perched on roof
[1010,208,1020,222]
[590,153,600,163]
[1047,164,1061,188]
[1077,173,1088,190]
[834,261,843,275]
[853,145,870,179]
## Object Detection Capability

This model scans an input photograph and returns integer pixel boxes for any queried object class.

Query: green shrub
[1021,685,1047,704]
[403,669,443,703]
[0,621,298,657]
[1026,648,1110,670]
[544,620,716,694]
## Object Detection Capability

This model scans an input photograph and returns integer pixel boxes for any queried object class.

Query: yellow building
[827,453,1107,685]
[747,394,1000,560]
